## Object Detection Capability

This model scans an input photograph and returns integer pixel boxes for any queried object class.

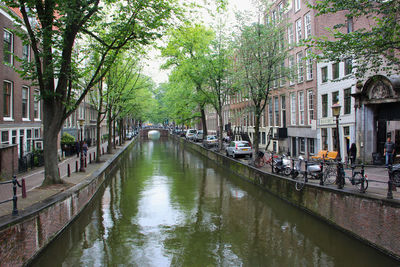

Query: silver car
[185,129,197,140]
[225,141,253,158]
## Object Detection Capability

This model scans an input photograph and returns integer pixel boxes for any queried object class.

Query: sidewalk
[0,140,126,218]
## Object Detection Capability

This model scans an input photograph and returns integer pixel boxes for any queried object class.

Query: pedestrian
[75,141,80,157]
[82,141,88,158]
[384,137,395,167]
[349,143,357,165]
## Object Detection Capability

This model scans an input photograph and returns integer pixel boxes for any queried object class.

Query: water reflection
[32,140,399,267]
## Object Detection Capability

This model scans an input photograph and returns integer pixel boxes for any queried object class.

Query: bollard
[387,165,393,199]
[320,158,324,185]
[291,158,295,179]
[85,157,87,168]
[360,164,366,193]
[89,153,92,164]
[304,160,308,183]
[271,152,274,173]
[94,152,96,160]
[21,178,26,198]
[58,167,60,177]
[102,147,104,155]
[67,164,71,177]
[12,175,18,215]
[75,161,78,172]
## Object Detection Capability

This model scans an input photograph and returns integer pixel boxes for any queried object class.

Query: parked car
[186,129,197,140]
[225,141,253,158]
[180,130,187,137]
[126,132,134,140]
[194,130,204,142]
[203,135,218,148]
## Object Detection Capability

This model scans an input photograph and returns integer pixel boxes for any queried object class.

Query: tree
[3,0,178,184]
[307,0,400,78]
[161,23,215,137]
[234,10,289,154]
[201,26,234,150]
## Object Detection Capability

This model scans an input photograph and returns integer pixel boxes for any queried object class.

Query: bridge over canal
[139,128,169,138]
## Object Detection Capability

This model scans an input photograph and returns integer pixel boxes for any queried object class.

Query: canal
[32,139,398,266]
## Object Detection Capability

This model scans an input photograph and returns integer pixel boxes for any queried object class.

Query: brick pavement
[0,140,124,218]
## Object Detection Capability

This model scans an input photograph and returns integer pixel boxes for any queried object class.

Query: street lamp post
[332,103,342,188]
[78,118,85,172]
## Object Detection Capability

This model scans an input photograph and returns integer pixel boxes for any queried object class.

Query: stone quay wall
[0,138,137,267]
[172,135,400,260]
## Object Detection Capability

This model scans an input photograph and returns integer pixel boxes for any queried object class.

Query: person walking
[349,143,357,165]
[384,137,395,167]
[82,141,88,158]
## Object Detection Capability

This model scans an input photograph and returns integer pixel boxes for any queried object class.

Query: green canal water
[32,140,399,266]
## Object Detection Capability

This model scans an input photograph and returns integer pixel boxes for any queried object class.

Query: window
[3,30,13,65]
[332,62,339,80]
[304,13,311,39]
[287,26,294,47]
[322,94,328,117]
[22,86,29,119]
[3,81,13,118]
[268,98,273,126]
[274,97,279,126]
[307,90,314,124]
[295,19,302,43]
[295,0,301,12]
[278,2,284,17]
[1,131,9,144]
[305,49,313,80]
[308,138,315,154]
[343,126,350,136]
[262,131,266,145]
[281,95,286,127]
[347,17,353,33]
[321,66,328,83]
[321,128,328,150]
[298,91,304,125]
[22,44,30,62]
[332,91,339,105]
[297,52,304,83]
[345,58,352,75]
[299,137,305,153]
[34,89,40,120]
[288,56,295,85]
[344,88,351,114]
[332,128,338,151]
[290,93,296,125]
[11,130,17,144]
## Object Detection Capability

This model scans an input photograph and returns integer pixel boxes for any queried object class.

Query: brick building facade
[0,7,42,160]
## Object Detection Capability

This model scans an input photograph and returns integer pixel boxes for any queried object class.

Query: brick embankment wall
[171,135,400,260]
[0,138,138,267]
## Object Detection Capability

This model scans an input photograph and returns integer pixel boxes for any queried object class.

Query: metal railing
[0,175,27,215]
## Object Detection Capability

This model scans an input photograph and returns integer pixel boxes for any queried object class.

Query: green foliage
[307,0,400,78]
[61,132,75,144]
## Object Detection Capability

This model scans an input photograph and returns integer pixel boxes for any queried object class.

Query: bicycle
[337,163,368,193]
[322,161,337,185]
[254,151,275,168]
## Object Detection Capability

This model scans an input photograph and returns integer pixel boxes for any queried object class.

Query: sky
[142,0,258,85]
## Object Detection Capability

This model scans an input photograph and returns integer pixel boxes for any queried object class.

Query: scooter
[273,155,291,175]
[290,156,323,180]
[392,164,400,186]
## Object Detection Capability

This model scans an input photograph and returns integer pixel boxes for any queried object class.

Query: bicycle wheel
[295,173,306,191]
[323,167,336,185]
[354,173,368,192]
[254,157,263,168]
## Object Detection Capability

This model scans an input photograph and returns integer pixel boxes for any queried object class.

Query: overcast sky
[142,0,257,85]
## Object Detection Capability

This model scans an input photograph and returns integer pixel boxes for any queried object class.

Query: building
[0,6,43,159]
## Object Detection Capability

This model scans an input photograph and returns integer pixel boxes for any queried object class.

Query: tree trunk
[200,106,207,138]
[254,112,261,155]
[107,109,113,154]
[96,113,102,163]
[113,119,116,148]
[42,101,64,185]
[218,110,224,151]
